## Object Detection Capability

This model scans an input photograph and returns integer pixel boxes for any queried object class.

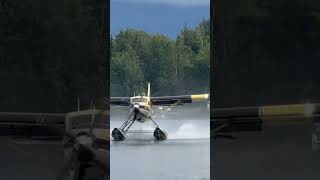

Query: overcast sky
[111,0,210,39]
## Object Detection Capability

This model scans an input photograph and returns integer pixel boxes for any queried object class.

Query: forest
[0,0,107,112]
[0,0,209,112]
[213,0,320,107]
[110,19,210,96]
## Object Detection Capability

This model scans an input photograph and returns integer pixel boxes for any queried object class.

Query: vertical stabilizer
[147,82,151,97]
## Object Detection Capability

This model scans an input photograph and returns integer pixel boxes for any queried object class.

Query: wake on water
[110,118,210,140]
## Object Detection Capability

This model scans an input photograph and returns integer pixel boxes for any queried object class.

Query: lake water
[110,104,210,180]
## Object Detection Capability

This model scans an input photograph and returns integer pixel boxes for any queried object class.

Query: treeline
[111,19,210,96]
[213,0,320,107]
[0,0,107,112]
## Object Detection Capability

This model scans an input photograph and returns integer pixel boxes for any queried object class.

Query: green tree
[111,19,210,96]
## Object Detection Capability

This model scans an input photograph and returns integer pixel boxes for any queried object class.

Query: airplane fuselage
[130,96,152,123]
[111,82,208,141]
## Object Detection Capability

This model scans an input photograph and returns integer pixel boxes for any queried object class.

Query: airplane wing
[211,106,262,134]
[110,97,131,106]
[211,104,320,139]
[0,112,65,126]
[0,112,65,138]
[151,94,209,106]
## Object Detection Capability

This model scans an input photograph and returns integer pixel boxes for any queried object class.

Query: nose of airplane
[133,104,140,113]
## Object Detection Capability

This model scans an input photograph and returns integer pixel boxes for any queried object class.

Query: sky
[111,0,210,39]
[111,0,210,7]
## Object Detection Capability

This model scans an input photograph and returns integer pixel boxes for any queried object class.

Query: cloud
[112,0,210,7]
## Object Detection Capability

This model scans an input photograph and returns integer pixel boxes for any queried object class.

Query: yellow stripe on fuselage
[191,94,209,101]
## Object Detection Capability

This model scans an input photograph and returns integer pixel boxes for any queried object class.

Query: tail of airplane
[147,82,151,98]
